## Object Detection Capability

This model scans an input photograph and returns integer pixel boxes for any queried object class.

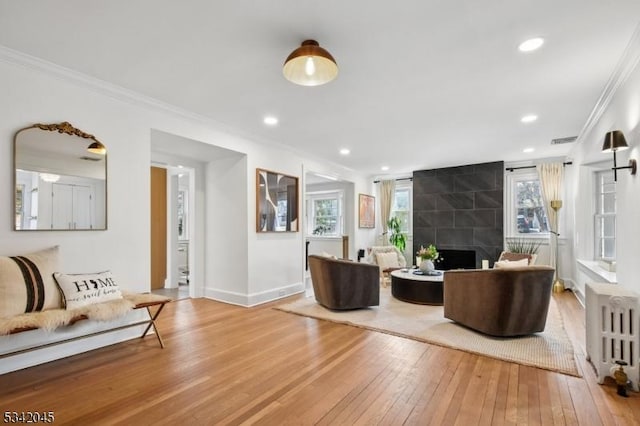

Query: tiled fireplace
[413,161,504,268]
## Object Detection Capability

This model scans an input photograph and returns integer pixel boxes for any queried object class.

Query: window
[515,178,550,234]
[506,171,550,236]
[595,170,616,260]
[306,191,343,236]
[15,184,24,230]
[390,185,411,234]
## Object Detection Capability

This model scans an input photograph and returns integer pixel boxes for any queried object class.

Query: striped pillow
[0,246,62,318]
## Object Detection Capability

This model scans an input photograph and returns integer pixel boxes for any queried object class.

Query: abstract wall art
[256,168,299,232]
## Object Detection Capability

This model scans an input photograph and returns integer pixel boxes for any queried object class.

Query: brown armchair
[308,255,380,310]
[443,266,555,336]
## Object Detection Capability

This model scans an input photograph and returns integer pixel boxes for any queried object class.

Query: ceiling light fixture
[87,140,107,155]
[283,40,338,86]
[523,147,535,153]
[263,116,278,126]
[602,130,637,181]
[521,114,538,123]
[381,166,390,171]
[518,37,544,52]
[339,148,350,155]
[40,173,60,183]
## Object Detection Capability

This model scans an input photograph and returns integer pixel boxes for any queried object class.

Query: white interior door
[73,185,93,229]
[51,183,73,229]
[51,183,94,229]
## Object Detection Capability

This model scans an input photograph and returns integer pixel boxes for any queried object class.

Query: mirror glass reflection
[14,123,107,230]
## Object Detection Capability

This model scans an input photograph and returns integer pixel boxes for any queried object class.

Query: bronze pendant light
[283,40,338,86]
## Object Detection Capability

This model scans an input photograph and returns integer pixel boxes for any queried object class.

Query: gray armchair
[308,255,380,310]
[443,266,555,336]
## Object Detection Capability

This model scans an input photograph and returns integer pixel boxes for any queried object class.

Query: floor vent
[586,282,639,391]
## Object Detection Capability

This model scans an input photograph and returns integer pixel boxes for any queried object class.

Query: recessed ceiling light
[339,148,350,155]
[381,166,389,171]
[263,116,278,126]
[521,114,538,123]
[523,147,535,153]
[518,37,544,52]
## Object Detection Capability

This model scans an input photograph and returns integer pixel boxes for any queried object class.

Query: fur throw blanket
[0,292,170,335]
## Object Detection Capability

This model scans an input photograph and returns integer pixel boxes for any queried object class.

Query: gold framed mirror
[13,122,107,230]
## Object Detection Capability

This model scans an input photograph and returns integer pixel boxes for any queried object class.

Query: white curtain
[536,163,564,272]
[379,180,396,245]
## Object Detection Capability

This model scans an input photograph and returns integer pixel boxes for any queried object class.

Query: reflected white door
[73,185,93,229]
[52,184,73,229]
[51,184,93,229]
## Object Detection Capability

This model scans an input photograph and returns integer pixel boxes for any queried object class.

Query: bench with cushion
[0,246,171,359]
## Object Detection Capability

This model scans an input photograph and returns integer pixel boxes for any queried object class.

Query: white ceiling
[1,1,639,178]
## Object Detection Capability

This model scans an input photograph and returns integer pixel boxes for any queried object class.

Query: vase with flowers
[416,244,439,273]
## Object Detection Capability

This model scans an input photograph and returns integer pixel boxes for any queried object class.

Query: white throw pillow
[319,252,338,259]
[376,252,400,270]
[53,271,123,309]
[493,258,529,269]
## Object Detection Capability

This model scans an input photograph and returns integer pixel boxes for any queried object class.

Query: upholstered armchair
[308,255,380,310]
[495,251,537,266]
[366,245,407,286]
[443,266,555,336]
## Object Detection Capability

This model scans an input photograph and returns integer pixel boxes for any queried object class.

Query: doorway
[303,169,356,295]
[150,165,193,300]
[150,166,167,291]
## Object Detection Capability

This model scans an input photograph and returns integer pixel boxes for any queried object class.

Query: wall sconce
[602,130,637,181]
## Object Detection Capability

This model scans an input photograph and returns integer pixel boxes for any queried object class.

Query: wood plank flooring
[1,291,638,425]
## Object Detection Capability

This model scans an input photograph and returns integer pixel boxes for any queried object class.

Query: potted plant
[387,217,406,253]
[505,237,541,255]
[416,244,439,273]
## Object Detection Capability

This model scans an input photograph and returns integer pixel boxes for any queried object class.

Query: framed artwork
[256,168,299,232]
[358,193,375,228]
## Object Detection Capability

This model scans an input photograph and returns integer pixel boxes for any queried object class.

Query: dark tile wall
[413,161,504,268]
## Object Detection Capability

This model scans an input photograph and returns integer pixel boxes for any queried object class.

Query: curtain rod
[505,161,572,172]
[373,177,413,184]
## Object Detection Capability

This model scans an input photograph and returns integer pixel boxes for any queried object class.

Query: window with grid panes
[307,191,343,236]
[595,170,616,260]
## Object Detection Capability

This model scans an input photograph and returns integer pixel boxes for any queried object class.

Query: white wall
[0,49,376,298]
[0,47,377,370]
[567,27,640,296]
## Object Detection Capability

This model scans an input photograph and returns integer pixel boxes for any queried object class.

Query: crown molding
[0,44,217,125]
[577,23,640,143]
[0,44,359,175]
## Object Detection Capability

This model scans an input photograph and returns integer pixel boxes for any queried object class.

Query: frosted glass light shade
[283,40,338,86]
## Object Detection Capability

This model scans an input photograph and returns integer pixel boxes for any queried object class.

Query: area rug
[276,287,580,377]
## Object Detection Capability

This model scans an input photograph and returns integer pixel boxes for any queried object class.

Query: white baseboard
[0,310,149,375]
[565,279,585,307]
[205,282,305,307]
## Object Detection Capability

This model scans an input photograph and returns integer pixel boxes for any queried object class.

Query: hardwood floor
[1,291,638,425]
